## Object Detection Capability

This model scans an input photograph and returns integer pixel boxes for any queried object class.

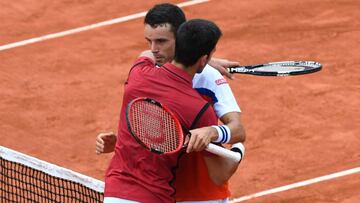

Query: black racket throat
[150,148,165,154]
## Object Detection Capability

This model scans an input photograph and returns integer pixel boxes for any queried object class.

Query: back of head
[144,3,186,36]
[174,19,222,67]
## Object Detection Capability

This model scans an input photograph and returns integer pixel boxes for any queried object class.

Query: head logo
[215,78,228,85]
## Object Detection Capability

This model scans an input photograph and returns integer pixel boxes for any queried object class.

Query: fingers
[223,69,234,80]
[215,66,231,79]
[95,139,104,154]
[95,134,104,154]
[225,61,240,68]
[95,132,115,154]
[222,61,239,80]
[96,134,105,145]
[95,143,104,154]
[186,135,196,153]
[186,130,210,153]
[99,132,115,140]
[213,64,234,80]
[183,133,191,146]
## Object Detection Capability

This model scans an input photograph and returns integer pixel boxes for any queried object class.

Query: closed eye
[156,39,168,44]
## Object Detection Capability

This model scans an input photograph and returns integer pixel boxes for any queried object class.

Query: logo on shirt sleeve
[215,78,228,85]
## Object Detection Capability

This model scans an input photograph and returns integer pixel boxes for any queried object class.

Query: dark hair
[174,19,222,66]
[144,3,186,36]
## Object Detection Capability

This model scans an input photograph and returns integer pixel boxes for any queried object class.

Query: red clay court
[1,0,359,202]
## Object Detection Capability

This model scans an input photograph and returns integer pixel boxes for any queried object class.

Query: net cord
[0,146,104,193]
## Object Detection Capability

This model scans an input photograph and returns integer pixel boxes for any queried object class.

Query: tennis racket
[126,97,242,162]
[227,61,322,76]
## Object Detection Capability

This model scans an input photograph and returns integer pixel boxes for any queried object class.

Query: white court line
[230,167,360,202]
[0,0,210,51]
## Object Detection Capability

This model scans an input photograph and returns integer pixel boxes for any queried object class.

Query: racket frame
[126,97,242,162]
[228,61,322,76]
[126,97,185,155]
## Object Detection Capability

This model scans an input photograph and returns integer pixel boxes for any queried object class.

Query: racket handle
[206,143,242,162]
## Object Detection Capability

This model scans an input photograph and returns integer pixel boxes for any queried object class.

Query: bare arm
[208,57,240,80]
[186,111,245,186]
[186,125,245,185]
[219,112,246,143]
[203,148,241,185]
[203,112,245,185]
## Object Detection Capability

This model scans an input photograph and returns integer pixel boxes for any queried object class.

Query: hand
[139,50,155,62]
[95,132,117,154]
[208,58,240,80]
[186,127,218,153]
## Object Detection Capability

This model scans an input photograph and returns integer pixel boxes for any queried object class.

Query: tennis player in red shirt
[104,19,235,203]
[99,3,246,203]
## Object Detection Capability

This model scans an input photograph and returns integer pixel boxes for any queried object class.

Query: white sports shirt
[193,64,241,118]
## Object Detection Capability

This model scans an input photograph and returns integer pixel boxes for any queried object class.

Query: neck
[171,61,198,78]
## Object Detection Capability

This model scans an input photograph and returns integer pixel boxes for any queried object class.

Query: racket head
[229,61,322,76]
[126,97,185,154]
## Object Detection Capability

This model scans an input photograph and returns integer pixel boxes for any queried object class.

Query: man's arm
[220,112,246,143]
[187,126,244,185]
[203,147,242,185]
[208,57,240,80]
[185,116,245,186]
[186,112,245,185]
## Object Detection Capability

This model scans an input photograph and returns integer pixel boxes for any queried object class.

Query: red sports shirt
[175,151,230,201]
[104,57,218,203]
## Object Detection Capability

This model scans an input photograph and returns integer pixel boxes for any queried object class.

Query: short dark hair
[174,19,222,66]
[144,3,186,36]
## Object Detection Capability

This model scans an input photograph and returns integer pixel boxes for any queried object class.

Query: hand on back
[96,132,117,154]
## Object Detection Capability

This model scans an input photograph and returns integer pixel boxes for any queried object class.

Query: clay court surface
[1,0,359,202]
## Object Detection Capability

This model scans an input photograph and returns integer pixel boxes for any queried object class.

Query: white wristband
[231,142,245,158]
[212,125,231,144]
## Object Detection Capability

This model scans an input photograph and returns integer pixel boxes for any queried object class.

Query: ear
[200,55,208,67]
[194,55,209,73]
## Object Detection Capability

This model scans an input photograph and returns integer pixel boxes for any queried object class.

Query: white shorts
[177,198,229,203]
[103,197,140,203]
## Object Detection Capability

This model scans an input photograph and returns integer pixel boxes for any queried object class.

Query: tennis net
[0,146,104,203]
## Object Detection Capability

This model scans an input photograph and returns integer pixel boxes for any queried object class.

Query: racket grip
[206,143,242,162]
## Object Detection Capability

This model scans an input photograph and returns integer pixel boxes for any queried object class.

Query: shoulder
[129,56,156,75]
[132,56,155,69]
[196,64,223,79]
[193,64,228,87]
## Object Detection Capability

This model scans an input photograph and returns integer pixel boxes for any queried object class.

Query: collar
[162,62,193,85]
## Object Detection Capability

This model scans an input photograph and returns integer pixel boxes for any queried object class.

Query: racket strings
[257,65,306,72]
[130,101,181,153]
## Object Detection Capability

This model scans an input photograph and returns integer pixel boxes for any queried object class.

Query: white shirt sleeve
[193,64,241,118]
